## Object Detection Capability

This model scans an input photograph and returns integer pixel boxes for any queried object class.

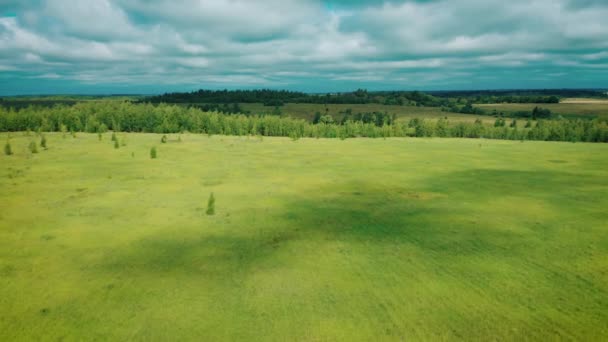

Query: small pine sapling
[4,140,12,155]
[206,193,215,215]
[60,124,67,139]
[150,146,157,159]
[29,141,38,154]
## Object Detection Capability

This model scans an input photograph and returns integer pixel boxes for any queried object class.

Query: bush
[111,132,117,142]
[161,135,168,143]
[40,135,47,149]
[206,193,215,215]
[121,137,127,146]
[289,131,300,141]
[29,141,38,154]
[494,118,506,127]
[98,132,103,141]
[114,139,119,149]
[4,140,12,155]
[150,147,157,159]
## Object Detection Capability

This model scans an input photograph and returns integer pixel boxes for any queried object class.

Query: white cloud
[0,0,607,91]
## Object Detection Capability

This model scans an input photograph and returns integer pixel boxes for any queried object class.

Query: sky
[0,0,607,95]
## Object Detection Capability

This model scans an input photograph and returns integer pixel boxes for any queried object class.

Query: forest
[144,89,598,107]
[0,101,606,142]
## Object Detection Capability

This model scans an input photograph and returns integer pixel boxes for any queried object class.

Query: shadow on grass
[97,168,605,282]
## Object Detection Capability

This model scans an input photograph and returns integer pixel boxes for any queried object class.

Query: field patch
[1,133,607,340]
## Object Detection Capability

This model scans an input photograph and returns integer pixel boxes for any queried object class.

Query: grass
[1,133,607,340]
[477,102,608,119]
[245,101,608,123]
[239,103,494,123]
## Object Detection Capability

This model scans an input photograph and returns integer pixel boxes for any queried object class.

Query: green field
[246,102,608,123]
[1,133,608,340]
[477,102,608,119]
[240,103,492,123]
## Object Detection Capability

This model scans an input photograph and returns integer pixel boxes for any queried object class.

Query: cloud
[0,0,607,94]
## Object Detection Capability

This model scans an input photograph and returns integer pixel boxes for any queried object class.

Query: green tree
[4,140,12,156]
[150,147,157,159]
[60,124,67,139]
[29,141,38,154]
[435,118,449,137]
[206,193,215,215]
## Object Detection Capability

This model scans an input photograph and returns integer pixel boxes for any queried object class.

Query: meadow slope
[1,133,607,340]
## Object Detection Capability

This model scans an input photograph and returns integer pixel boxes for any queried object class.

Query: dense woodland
[1,101,606,142]
[144,89,596,107]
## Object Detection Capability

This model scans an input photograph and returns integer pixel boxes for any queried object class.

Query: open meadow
[477,102,608,120]
[239,103,493,123]
[1,133,607,340]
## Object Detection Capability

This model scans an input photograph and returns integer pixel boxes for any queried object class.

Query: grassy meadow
[1,133,608,340]
[477,101,608,119]
[239,103,492,123]
[242,101,608,123]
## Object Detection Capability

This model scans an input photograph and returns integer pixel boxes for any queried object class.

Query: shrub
[161,135,168,143]
[206,193,215,215]
[494,118,506,127]
[178,135,182,142]
[289,131,299,141]
[40,135,47,149]
[114,139,119,149]
[121,137,127,146]
[98,132,103,141]
[111,132,117,142]
[4,140,12,155]
[150,146,157,159]
[29,141,38,154]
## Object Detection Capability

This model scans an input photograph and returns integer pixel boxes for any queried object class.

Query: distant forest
[143,89,607,107]
[1,101,606,143]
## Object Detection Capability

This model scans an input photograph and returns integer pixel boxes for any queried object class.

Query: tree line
[142,88,608,107]
[0,101,606,142]
[144,89,451,107]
